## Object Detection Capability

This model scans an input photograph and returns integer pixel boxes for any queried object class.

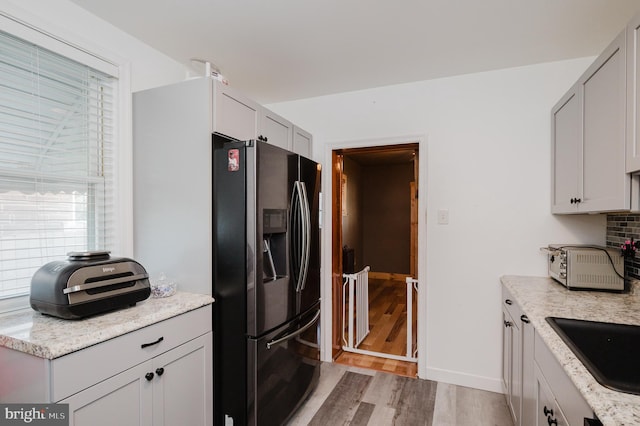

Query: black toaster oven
[30,251,150,319]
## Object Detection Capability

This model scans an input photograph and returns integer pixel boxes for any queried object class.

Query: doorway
[331,143,419,377]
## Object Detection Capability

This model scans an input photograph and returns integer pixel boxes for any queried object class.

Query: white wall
[1,0,188,93]
[268,59,607,392]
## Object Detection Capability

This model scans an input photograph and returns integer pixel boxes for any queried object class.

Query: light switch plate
[437,209,449,225]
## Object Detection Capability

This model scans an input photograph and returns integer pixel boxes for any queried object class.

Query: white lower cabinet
[502,286,534,426]
[533,331,593,426]
[61,361,153,426]
[534,364,569,426]
[502,292,522,424]
[61,333,211,426]
[0,305,213,425]
[502,284,593,426]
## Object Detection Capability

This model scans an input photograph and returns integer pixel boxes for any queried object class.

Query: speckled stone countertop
[501,275,640,426]
[0,291,214,360]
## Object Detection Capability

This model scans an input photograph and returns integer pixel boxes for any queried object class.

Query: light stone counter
[0,291,214,360]
[501,275,640,426]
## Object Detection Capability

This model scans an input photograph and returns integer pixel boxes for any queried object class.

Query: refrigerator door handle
[299,181,311,291]
[291,181,310,292]
[266,309,321,350]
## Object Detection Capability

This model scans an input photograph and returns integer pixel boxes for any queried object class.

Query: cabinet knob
[504,320,512,327]
[543,406,554,417]
[145,372,154,381]
[155,367,165,376]
[505,299,513,305]
[548,418,558,426]
[570,198,575,204]
[521,315,530,324]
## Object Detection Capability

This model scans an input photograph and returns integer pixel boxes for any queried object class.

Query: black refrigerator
[212,134,321,425]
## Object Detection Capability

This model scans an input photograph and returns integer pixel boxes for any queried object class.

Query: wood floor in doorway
[335,351,418,378]
[337,278,418,377]
[359,278,417,356]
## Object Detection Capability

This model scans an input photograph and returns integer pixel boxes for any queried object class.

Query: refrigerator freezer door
[247,306,320,426]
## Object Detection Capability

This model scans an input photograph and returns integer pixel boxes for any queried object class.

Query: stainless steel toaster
[30,251,151,319]
[545,244,624,291]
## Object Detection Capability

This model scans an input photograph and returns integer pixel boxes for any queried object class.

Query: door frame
[320,134,428,379]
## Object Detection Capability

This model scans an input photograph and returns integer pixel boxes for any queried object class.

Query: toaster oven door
[548,250,567,285]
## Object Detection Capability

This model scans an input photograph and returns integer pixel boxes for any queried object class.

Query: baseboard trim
[423,366,503,394]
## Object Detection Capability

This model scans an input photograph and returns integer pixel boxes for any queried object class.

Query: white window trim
[0,10,133,312]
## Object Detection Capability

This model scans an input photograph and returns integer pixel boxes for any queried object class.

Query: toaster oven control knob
[156,367,165,376]
[145,372,154,381]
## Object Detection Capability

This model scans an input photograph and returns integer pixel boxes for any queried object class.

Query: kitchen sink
[546,317,640,395]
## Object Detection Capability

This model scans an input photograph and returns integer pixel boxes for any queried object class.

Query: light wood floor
[336,278,418,378]
[288,362,513,426]
[335,351,418,378]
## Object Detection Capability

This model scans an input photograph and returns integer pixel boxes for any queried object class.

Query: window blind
[0,30,117,301]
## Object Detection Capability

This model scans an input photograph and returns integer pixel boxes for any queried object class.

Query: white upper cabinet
[258,109,293,151]
[551,30,629,213]
[211,80,312,157]
[627,14,640,172]
[292,126,312,158]
[551,85,582,213]
[581,30,628,211]
[212,81,259,141]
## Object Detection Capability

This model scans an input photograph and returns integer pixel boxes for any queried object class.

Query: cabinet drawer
[51,305,211,401]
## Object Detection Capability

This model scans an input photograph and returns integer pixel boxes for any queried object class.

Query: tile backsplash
[606,213,640,279]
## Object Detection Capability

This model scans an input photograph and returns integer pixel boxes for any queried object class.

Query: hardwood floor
[335,351,418,378]
[288,362,513,426]
[337,278,418,377]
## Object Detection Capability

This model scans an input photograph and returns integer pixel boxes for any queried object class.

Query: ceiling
[70,0,640,104]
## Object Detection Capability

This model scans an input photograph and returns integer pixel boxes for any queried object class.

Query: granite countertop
[501,275,640,426]
[0,291,214,360]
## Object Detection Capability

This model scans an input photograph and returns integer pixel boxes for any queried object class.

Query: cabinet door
[551,85,581,213]
[61,361,153,426]
[213,81,259,141]
[534,365,567,426]
[521,316,536,426]
[292,126,312,158]
[259,109,293,151]
[627,14,640,172]
[511,316,522,426]
[581,30,628,212]
[152,333,213,426]
[502,308,512,396]
[502,308,519,423]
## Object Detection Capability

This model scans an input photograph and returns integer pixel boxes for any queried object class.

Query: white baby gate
[342,266,371,349]
[342,267,418,362]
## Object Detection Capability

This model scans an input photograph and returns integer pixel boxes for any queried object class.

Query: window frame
[0,11,133,314]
